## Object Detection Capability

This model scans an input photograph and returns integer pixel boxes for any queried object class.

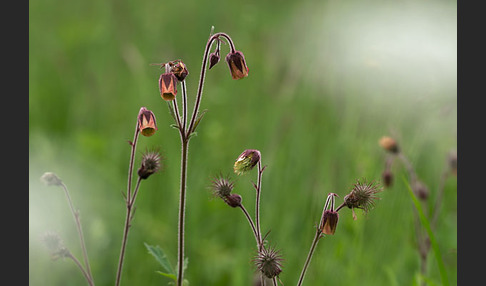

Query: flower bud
[379,136,400,154]
[382,170,393,188]
[225,50,249,80]
[137,151,162,179]
[138,107,158,137]
[208,52,220,70]
[170,61,189,81]
[159,73,178,101]
[413,180,429,201]
[234,149,261,175]
[40,172,63,187]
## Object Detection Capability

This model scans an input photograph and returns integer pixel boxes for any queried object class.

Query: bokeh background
[29,0,457,285]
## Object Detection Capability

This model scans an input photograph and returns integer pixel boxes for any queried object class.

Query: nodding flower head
[412,180,429,201]
[225,50,249,80]
[319,193,339,235]
[254,246,283,279]
[159,73,178,101]
[137,150,162,179]
[138,107,158,137]
[382,170,393,188]
[169,60,189,81]
[379,136,400,154]
[344,179,382,220]
[40,172,63,187]
[208,51,220,70]
[233,149,261,175]
[41,231,70,260]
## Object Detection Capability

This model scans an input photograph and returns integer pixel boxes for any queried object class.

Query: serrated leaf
[156,271,177,281]
[191,109,208,133]
[144,243,175,275]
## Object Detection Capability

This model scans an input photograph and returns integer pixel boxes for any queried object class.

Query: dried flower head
[254,246,283,279]
[159,73,178,101]
[138,107,158,137]
[41,231,70,260]
[225,50,249,80]
[379,136,400,154]
[344,179,382,220]
[211,175,235,199]
[223,193,242,208]
[234,149,261,175]
[40,172,63,187]
[137,150,162,179]
[170,60,189,81]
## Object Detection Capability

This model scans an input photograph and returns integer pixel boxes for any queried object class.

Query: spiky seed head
[379,136,400,154]
[137,150,162,179]
[254,246,283,279]
[40,172,63,187]
[234,149,261,175]
[211,175,235,199]
[41,231,70,260]
[344,179,382,219]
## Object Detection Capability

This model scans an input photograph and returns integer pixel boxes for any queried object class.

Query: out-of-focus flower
[379,136,400,154]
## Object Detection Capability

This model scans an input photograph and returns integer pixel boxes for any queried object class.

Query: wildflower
[159,73,178,101]
[138,107,158,137]
[234,149,261,175]
[225,50,249,80]
[344,179,382,220]
[170,60,189,81]
[382,170,393,188]
[208,51,220,70]
[413,180,429,201]
[254,246,283,279]
[319,193,339,235]
[379,136,400,154]
[41,231,70,260]
[137,150,162,179]
[40,172,63,187]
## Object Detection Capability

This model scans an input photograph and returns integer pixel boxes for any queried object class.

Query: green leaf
[144,243,175,275]
[156,271,177,281]
[403,178,450,286]
[191,109,208,133]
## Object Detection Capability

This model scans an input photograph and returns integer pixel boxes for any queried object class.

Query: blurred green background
[29,0,457,285]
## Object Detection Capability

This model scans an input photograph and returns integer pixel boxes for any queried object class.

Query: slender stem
[127,124,140,201]
[272,277,278,286]
[177,137,189,286]
[67,252,94,286]
[255,161,264,250]
[172,97,183,132]
[115,177,143,286]
[60,183,94,284]
[238,204,260,247]
[297,230,322,286]
[398,152,417,185]
[431,168,449,230]
[187,32,236,135]
[182,80,188,134]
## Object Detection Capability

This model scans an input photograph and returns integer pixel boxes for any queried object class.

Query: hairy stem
[239,204,260,247]
[67,252,94,286]
[255,160,264,250]
[297,230,322,286]
[60,182,94,284]
[177,137,189,286]
[115,177,143,286]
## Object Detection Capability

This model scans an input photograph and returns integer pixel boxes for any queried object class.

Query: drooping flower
[159,73,178,101]
[137,107,158,137]
[225,50,249,80]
